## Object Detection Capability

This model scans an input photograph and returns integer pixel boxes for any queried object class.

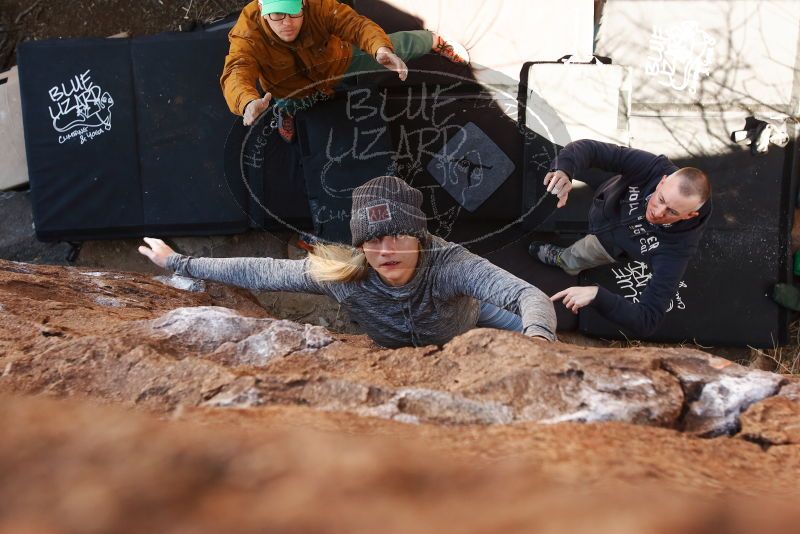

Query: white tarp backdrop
[0,67,29,190]
[371,0,595,83]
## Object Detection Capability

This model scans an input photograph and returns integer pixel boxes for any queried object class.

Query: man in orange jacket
[221,0,469,140]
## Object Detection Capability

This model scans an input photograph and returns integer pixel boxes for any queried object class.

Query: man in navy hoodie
[529,139,712,337]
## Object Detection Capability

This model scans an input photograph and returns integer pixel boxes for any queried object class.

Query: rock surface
[1,259,799,532]
[0,259,794,432]
[153,274,206,292]
[0,394,797,534]
[661,353,786,436]
[740,381,800,446]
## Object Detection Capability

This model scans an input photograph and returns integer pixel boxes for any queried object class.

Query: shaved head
[646,168,710,225]
[672,167,711,210]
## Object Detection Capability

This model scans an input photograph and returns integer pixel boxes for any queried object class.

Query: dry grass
[747,319,800,376]
[564,324,800,376]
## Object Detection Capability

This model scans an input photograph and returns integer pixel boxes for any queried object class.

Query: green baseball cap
[260,0,303,15]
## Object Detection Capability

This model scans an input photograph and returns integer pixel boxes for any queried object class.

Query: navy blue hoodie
[553,140,712,336]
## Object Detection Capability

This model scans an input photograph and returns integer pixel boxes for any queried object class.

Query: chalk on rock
[661,354,785,436]
[304,324,334,349]
[202,376,262,408]
[153,274,206,293]
[355,387,514,426]
[149,306,265,352]
[150,306,335,359]
[94,295,126,308]
[219,321,335,367]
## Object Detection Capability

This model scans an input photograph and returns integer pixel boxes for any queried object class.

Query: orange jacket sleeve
[220,8,263,116]
[320,0,393,57]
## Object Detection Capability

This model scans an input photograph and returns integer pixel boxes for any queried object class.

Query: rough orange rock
[0,395,798,534]
[740,381,800,446]
[0,258,799,532]
[0,259,790,431]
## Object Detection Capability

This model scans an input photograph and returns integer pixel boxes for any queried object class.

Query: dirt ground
[0,0,245,71]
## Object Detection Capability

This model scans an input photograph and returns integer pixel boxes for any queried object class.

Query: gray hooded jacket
[167,235,556,348]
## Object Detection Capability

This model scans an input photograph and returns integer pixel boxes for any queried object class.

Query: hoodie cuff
[590,286,617,315]
[523,324,557,342]
[369,36,394,57]
[549,160,574,180]
[166,253,189,276]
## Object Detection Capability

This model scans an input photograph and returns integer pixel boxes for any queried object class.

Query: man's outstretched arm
[321,0,393,57]
[320,0,407,79]
[220,28,275,126]
[220,5,267,120]
[221,41,262,116]
[552,139,664,180]
[545,140,675,207]
[553,253,689,337]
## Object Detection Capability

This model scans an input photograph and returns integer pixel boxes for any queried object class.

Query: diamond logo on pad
[426,122,515,212]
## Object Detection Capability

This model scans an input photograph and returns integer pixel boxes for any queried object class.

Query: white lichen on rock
[153,274,206,293]
[94,295,126,308]
[688,372,784,434]
[149,306,334,360]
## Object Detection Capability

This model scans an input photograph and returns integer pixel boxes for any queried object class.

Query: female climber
[139,176,557,348]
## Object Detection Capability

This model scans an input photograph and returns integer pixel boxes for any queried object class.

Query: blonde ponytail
[306,243,369,283]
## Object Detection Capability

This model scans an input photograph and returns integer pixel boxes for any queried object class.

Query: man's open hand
[376,47,408,81]
[138,237,176,269]
[551,286,599,314]
[544,170,572,208]
[243,93,272,126]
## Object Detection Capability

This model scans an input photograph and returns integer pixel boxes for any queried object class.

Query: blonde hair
[306,243,369,283]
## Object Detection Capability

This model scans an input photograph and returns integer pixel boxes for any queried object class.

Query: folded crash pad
[513,16,800,347]
[17,31,248,241]
[0,67,29,191]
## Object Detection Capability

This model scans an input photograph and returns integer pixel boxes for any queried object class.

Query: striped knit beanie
[350,176,428,247]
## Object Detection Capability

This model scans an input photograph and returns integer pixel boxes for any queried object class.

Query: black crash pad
[578,144,795,347]
[484,237,579,331]
[513,46,797,347]
[226,82,547,250]
[19,38,143,240]
[295,91,395,244]
[224,90,397,243]
[18,30,248,241]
